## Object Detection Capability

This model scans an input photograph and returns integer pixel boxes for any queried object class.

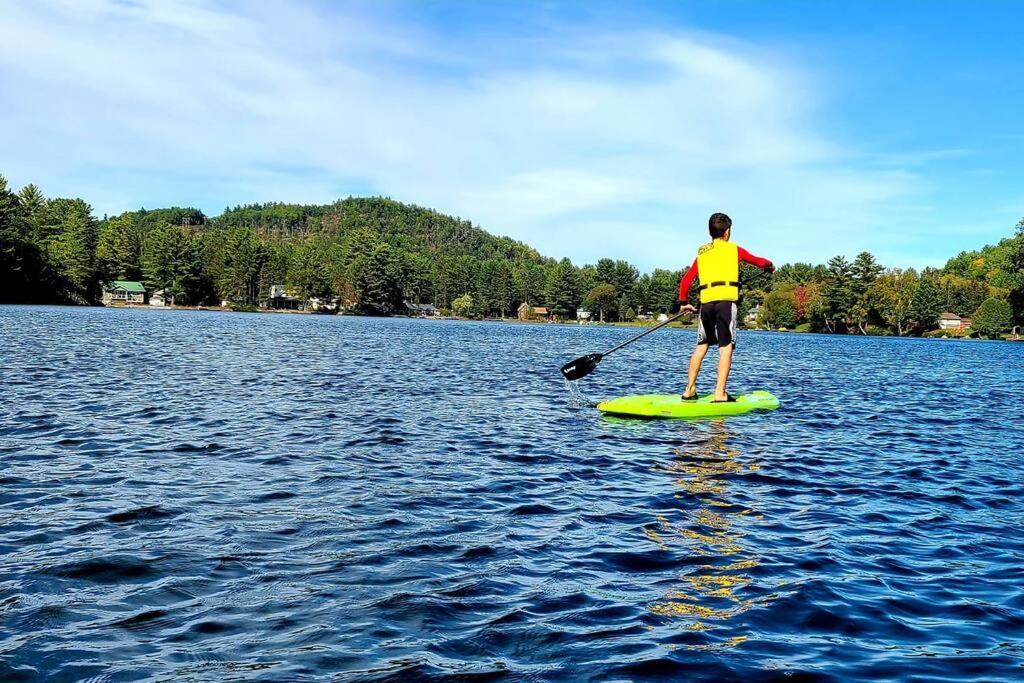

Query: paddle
[560,310,690,381]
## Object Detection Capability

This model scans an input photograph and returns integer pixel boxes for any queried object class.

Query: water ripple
[1,306,1023,680]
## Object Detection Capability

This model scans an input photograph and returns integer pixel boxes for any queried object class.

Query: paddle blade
[560,353,603,381]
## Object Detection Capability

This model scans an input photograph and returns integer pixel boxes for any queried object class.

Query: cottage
[576,309,591,322]
[406,302,438,317]
[102,280,145,305]
[937,312,971,331]
[309,296,340,313]
[265,285,301,310]
[744,305,761,326]
[517,303,549,321]
[150,289,169,307]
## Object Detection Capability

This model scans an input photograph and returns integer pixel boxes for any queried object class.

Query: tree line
[1,173,1022,336]
[752,235,1024,337]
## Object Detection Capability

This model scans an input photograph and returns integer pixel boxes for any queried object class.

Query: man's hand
[680,304,697,314]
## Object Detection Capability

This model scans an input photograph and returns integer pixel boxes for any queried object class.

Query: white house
[745,304,761,327]
[150,289,168,306]
[938,312,971,331]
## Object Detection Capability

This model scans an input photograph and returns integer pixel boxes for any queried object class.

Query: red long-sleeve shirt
[678,246,772,301]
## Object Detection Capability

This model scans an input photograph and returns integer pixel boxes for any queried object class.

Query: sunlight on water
[648,422,770,648]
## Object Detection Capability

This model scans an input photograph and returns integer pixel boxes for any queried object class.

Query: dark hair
[708,212,732,239]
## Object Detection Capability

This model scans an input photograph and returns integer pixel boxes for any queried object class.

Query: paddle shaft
[600,311,688,359]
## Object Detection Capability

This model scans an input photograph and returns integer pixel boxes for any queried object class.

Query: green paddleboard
[597,390,779,419]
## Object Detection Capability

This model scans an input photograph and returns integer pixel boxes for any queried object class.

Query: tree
[96,213,143,282]
[759,287,799,329]
[972,298,1012,338]
[512,260,546,309]
[774,262,826,285]
[584,283,617,322]
[870,269,919,336]
[217,227,269,306]
[1008,219,1024,324]
[611,259,639,311]
[936,274,990,318]
[0,176,43,302]
[851,252,883,295]
[822,255,855,332]
[355,242,404,315]
[288,240,334,305]
[42,198,98,302]
[848,252,883,335]
[648,268,681,314]
[452,293,474,318]
[494,261,513,318]
[545,257,580,318]
[910,273,942,330]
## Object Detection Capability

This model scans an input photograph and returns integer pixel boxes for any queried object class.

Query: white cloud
[0,0,943,269]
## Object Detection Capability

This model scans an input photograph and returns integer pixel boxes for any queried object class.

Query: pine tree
[822,255,854,332]
[42,198,98,301]
[545,258,580,318]
[288,240,334,304]
[910,274,942,329]
[355,242,404,315]
[0,176,41,301]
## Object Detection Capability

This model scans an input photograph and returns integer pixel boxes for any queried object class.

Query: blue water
[1,306,1023,681]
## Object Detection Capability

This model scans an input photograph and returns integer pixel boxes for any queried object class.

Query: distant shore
[19,301,1019,342]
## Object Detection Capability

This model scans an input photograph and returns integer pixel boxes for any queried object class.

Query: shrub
[972,297,1012,338]
[452,294,474,318]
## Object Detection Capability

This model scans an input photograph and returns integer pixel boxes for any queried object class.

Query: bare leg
[714,343,733,401]
[683,344,709,398]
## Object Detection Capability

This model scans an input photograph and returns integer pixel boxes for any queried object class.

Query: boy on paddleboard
[675,213,773,402]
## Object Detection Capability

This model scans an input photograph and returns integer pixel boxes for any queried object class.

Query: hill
[1,172,1021,334]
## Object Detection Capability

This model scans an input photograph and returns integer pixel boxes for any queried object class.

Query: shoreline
[6,302,1021,341]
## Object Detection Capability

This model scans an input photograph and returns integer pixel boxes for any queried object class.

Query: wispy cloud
[0,0,970,268]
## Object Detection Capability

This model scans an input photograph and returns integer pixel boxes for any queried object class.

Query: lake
[1,306,1023,681]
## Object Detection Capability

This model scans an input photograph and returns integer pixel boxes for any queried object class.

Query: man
[676,213,773,402]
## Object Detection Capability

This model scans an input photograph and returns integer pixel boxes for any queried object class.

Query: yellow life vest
[696,239,740,303]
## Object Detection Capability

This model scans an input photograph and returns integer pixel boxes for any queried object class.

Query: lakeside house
[406,302,438,317]
[938,312,972,331]
[265,285,301,310]
[150,289,168,306]
[102,280,145,305]
[308,296,340,313]
[745,304,761,327]
[517,303,549,321]
[576,309,591,322]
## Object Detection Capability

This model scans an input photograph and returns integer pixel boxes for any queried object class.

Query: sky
[1,0,1022,271]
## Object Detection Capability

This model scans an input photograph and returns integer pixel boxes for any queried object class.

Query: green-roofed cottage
[102,280,146,305]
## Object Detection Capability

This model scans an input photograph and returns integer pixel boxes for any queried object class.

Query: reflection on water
[648,421,767,647]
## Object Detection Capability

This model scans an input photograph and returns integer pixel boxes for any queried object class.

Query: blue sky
[1,1,1021,271]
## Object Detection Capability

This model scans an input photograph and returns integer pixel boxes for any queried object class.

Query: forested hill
[1,173,1022,336]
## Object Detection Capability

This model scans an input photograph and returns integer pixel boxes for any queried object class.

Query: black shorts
[697,301,738,348]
